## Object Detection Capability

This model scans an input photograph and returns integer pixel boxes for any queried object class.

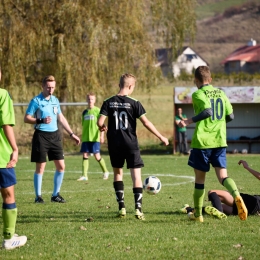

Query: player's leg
[0,169,27,249]
[130,168,144,219]
[177,131,183,154]
[189,169,205,222]
[187,149,208,222]
[213,148,247,220]
[208,190,225,212]
[182,132,189,154]
[205,190,228,218]
[126,150,145,220]
[215,168,247,220]
[34,162,46,203]
[79,142,89,181]
[80,152,89,181]
[51,159,66,203]
[49,131,66,203]
[110,150,126,217]
[231,193,258,216]
[94,150,109,180]
[113,167,126,217]
[31,131,47,203]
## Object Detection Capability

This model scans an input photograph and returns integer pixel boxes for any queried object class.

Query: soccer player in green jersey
[178,66,247,222]
[78,93,110,181]
[0,65,27,249]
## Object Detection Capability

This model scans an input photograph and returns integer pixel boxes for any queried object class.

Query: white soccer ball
[241,149,248,154]
[143,176,161,195]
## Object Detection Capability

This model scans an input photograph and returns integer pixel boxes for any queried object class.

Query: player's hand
[99,125,107,132]
[71,134,81,145]
[6,150,18,168]
[178,120,187,127]
[100,135,105,144]
[238,160,249,169]
[160,136,169,146]
[44,116,52,124]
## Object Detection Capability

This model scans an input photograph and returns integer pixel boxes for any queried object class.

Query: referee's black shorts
[232,193,260,215]
[31,130,64,163]
[108,148,144,169]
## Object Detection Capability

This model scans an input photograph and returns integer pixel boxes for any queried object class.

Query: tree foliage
[0,0,196,102]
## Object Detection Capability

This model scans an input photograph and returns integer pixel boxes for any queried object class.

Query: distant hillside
[193,0,260,72]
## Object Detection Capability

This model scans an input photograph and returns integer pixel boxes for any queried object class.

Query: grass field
[1,154,260,259]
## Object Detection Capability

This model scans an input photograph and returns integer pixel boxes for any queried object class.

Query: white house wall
[172,47,207,78]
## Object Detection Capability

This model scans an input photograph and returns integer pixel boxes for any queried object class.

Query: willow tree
[0,0,196,103]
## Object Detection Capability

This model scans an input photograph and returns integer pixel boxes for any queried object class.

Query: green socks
[98,158,109,173]
[2,207,17,239]
[82,158,89,177]
[193,184,205,217]
[222,177,240,198]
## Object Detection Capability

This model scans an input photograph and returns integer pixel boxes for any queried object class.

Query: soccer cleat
[103,172,109,180]
[204,206,227,219]
[187,212,204,222]
[135,209,145,220]
[77,176,88,181]
[51,193,66,203]
[2,234,27,250]
[117,208,126,218]
[235,195,248,221]
[178,204,190,214]
[35,196,44,203]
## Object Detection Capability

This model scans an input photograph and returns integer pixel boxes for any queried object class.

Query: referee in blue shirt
[24,75,80,203]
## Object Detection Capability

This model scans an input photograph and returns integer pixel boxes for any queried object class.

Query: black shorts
[232,193,260,215]
[31,130,64,163]
[108,149,144,169]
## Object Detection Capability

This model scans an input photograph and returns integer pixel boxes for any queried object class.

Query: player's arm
[175,118,180,125]
[3,125,18,168]
[226,113,234,123]
[100,131,105,143]
[97,114,107,132]
[238,160,260,180]
[58,113,80,145]
[139,115,169,146]
[24,113,51,124]
[179,108,212,127]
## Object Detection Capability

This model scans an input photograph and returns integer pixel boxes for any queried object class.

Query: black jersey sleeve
[135,101,146,118]
[100,100,109,116]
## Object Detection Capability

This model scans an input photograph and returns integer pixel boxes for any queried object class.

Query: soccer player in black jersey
[98,73,169,220]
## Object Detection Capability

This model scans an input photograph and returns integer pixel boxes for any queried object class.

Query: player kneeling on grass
[77,92,110,181]
[0,66,27,250]
[178,66,247,222]
[97,73,169,220]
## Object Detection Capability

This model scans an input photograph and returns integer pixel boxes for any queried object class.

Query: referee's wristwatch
[70,132,74,137]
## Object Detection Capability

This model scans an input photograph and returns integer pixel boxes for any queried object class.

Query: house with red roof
[221,39,260,74]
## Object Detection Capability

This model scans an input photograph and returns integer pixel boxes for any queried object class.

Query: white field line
[16,171,194,195]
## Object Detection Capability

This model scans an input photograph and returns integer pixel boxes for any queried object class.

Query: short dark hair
[42,75,55,84]
[194,66,211,83]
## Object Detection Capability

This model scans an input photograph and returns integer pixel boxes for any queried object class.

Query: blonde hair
[119,73,136,88]
[86,92,96,98]
[194,66,211,83]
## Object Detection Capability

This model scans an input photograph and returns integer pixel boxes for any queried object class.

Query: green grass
[196,0,260,20]
[1,154,260,259]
